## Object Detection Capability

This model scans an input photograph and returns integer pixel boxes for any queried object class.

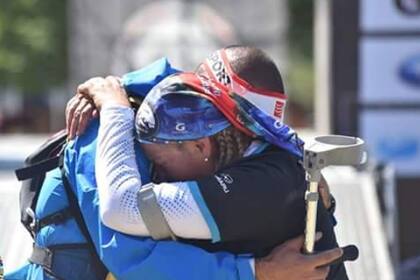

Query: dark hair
[224,45,285,93]
[212,126,251,170]
[195,45,285,94]
[207,46,285,169]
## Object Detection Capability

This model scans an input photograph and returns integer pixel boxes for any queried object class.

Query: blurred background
[0,0,420,279]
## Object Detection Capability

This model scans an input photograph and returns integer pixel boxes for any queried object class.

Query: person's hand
[255,233,343,280]
[66,94,98,140]
[319,174,332,210]
[77,76,129,111]
[66,76,129,140]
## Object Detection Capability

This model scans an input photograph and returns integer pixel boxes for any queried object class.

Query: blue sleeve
[122,57,180,98]
[63,59,255,280]
[116,241,255,280]
[65,134,255,280]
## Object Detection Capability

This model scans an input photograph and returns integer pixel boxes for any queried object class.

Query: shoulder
[197,146,305,198]
[222,145,304,180]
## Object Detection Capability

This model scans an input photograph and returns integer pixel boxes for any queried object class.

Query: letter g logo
[175,123,186,132]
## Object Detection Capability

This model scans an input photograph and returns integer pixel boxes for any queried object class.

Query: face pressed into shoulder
[140,138,217,183]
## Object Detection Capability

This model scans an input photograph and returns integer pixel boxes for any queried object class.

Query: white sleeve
[96,104,212,239]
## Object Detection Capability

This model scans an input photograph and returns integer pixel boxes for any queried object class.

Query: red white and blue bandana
[136,49,303,158]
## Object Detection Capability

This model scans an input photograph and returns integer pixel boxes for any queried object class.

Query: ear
[193,137,213,158]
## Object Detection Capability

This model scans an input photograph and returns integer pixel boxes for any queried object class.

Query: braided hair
[211,126,252,170]
[208,46,285,170]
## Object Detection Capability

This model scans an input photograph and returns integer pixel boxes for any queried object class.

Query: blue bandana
[135,74,230,143]
[134,72,304,158]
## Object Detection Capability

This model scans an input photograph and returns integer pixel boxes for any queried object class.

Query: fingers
[66,75,127,140]
[105,75,122,89]
[311,266,330,280]
[76,101,96,136]
[319,174,332,209]
[92,108,99,118]
[309,247,343,267]
[69,98,90,140]
[80,76,120,93]
[77,77,97,98]
[66,95,81,136]
[79,76,129,109]
[77,77,104,99]
[315,232,323,242]
[282,232,323,252]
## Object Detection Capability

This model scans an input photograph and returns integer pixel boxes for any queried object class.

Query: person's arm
[77,76,335,245]
[70,76,343,280]
[96,103,212,239]
[255,234,341,280]
[86,83,346,278]
[65,115,342,280]
[66,57,179,140]
[114,233,341,280]
[64,126,255,280]
[67,75,213,240]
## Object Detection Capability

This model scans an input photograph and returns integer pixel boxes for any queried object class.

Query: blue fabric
[122,57,180,97]
[135,75,230,143]
[5,167,91,279]
[5,263,46,280]
[187,181,221,243]
[232,93,304,158]
[64,97,254,280]
[6,58,254,280]
[35,168,86,247]
[4,247,100,280]
[135,72,304,158]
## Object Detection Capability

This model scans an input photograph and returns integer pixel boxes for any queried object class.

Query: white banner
[360,110,420,176]
[359,38,420,103]
[360,0,420,31]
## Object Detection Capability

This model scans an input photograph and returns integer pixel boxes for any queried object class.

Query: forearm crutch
[302,135,364,256]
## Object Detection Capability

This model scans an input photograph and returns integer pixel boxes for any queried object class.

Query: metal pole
[303,135,364,254]
[304,181,320,253]
[0,255,3,279]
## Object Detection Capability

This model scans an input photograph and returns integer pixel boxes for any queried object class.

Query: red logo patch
[273,101,284,118]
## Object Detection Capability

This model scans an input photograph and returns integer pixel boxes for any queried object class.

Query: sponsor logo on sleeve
[214,173,234,193]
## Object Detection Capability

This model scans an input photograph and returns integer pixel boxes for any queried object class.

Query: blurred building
[67,0,288,88]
